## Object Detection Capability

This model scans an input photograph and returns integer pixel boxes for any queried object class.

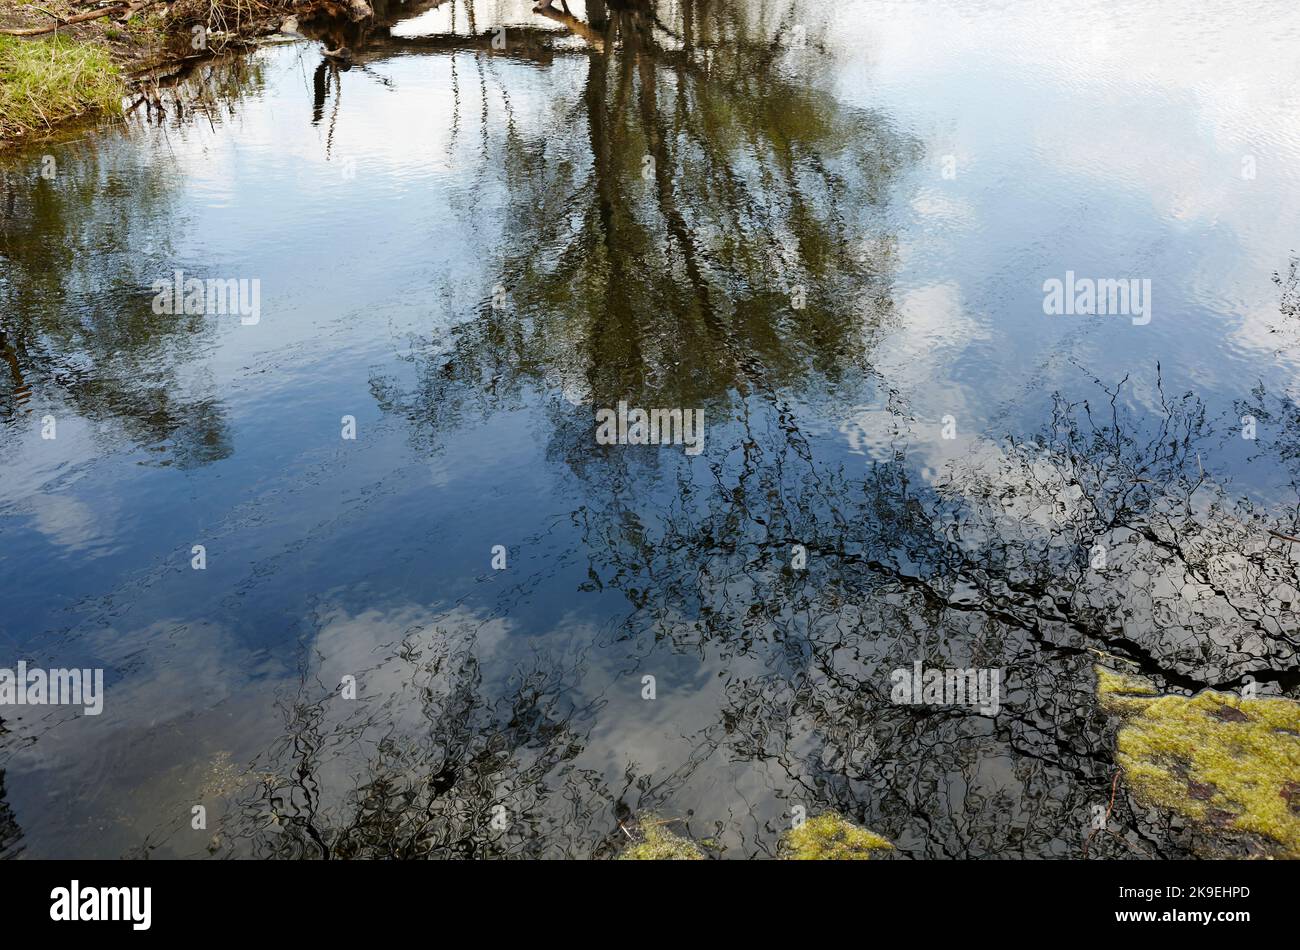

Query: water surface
[2,0,1299,858]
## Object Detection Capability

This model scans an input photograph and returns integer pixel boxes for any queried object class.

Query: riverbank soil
[0,0,299,144]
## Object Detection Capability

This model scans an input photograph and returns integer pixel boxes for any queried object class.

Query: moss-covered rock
[779,812,893,860]
[1097,665,1300,858]
[617,820,706,860]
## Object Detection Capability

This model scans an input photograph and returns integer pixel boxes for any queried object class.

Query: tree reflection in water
[0,59,272,466]
[3,1,1296,860]
[212,2,1300,859]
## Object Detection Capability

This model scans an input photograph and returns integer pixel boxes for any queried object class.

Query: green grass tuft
[0,33,124,141]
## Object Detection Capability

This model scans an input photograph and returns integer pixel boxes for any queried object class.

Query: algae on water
[617,820,706,860]
[617,812,891,859]
[780,812,893,860]
[1097,666,1300,858]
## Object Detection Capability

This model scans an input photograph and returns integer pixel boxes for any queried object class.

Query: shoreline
[0,0,333,147]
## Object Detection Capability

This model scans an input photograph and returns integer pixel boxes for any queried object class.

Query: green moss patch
[0,33,124,141]
[1098,666,1300,857]
[617,820,706,860]
[780,812,893,860]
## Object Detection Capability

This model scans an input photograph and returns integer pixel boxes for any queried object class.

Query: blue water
[1,0,1298,858]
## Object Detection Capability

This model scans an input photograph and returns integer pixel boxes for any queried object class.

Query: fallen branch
[0,0,161,36]
[1,5,126,35]
[1268,529,1300,544]
[1082,769,1122,859]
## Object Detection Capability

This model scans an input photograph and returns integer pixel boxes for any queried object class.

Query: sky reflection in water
[1,0,1299,858]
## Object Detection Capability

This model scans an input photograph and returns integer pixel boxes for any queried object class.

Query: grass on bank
[0,32,124,141]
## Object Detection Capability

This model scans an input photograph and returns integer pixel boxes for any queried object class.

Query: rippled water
[1,0,1299,858]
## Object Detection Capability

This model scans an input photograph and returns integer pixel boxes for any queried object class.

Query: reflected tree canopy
[371,0,916,436]
[2,0,1297,861]
[0,61,272,466]
[208,2,1300,860]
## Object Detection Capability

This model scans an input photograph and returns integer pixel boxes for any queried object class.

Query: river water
[1,0,1298,858]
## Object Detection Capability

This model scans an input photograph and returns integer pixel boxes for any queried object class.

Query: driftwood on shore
[0,0,375,38]
[0,0,163,36]
[333,0,373,21]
